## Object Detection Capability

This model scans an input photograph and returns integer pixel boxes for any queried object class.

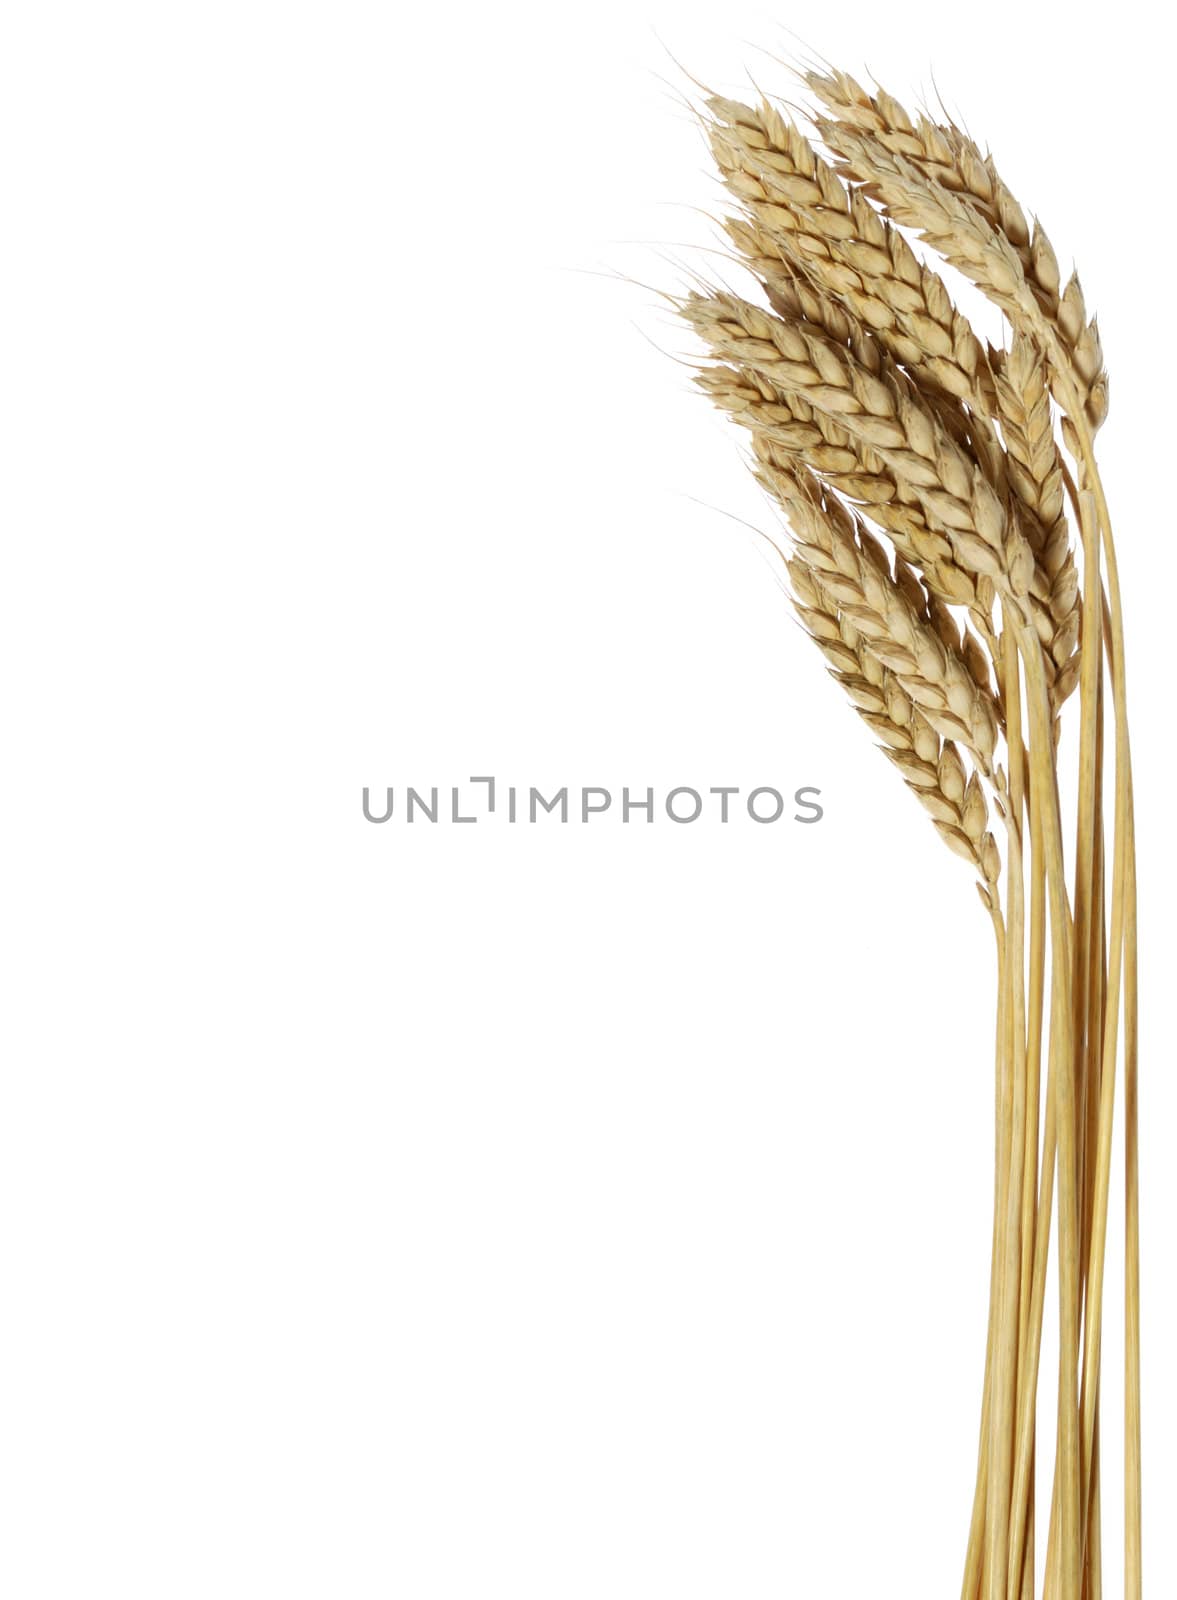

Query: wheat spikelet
[722,213,862,346]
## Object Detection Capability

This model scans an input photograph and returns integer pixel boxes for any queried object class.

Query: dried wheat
[663,60,1139,1600]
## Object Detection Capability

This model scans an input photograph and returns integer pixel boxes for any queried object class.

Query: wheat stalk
[665,57,1140,1600]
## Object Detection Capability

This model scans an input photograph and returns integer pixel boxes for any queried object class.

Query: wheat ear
[995,338,1082,709]
[788,543,999,887]
[805,69,1108,432]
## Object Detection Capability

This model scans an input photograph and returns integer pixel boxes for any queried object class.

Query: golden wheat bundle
[672,63,1140,1600]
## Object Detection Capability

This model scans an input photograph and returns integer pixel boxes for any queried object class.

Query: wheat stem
[986,620,1026,1600]
[1018,628,1080,1600]
[1075,435,1140,1600]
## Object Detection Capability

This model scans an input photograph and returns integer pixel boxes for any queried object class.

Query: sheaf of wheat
[671,63,1141,1600]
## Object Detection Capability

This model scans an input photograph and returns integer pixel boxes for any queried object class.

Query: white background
[1,3,1170,1595]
